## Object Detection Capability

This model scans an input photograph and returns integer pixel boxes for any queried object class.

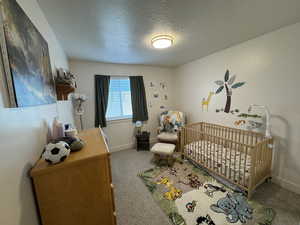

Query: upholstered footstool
[151,143,176,166]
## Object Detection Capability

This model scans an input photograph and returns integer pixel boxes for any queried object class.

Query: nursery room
[0,0,300,225]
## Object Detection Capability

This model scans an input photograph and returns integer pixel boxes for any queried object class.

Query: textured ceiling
[38,0,300,67]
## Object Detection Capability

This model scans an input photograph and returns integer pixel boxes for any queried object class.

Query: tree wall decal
[215,70,245,113]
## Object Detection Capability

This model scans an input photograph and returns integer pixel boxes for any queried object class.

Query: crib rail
[250,138,273,193]
[180,122,273,198]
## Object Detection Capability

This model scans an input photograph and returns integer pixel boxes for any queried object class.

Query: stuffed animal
[52,137,85,152]
[42,141,70,164]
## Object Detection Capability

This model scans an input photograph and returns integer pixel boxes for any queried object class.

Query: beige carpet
[110,149,300,225]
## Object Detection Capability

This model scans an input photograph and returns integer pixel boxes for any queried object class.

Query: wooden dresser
[31,128,116,225]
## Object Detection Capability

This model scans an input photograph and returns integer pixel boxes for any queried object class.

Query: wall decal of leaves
[227,75,236,85]
[224,70,230,82]
[215,80,224,85]
[215,85,224,94]
[214,70,246,113]
[232,82,245,89]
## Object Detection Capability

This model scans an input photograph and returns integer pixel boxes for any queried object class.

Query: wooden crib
[180,122,273,198]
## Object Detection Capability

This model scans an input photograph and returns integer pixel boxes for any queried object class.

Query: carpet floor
[110,149,300,225]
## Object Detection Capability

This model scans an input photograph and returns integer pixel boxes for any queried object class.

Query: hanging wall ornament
[149,81,155,87]
[160,82,167,90]
[153,93,159,98]
[214,70,245,113]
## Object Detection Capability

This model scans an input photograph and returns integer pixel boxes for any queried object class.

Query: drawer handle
[111,183,114,189]
[113,212,116,217]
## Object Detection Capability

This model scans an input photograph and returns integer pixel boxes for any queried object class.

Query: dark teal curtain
[130,76,148,122]
[95,75,110,127]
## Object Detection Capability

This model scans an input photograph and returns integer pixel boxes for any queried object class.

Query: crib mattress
[184,140,251,186]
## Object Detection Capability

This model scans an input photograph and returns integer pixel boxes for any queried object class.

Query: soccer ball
[42,141,71,164]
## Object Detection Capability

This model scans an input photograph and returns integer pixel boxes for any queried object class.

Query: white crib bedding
[184,140,252,185]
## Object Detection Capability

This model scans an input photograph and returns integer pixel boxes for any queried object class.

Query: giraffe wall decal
[202,92,214,111]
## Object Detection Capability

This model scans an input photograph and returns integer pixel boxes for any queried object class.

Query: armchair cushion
[157,132,178,142]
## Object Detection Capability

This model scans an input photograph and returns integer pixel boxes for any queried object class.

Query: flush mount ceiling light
[151,35,173,49]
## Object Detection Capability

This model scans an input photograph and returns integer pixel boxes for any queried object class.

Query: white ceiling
[38,0,300,67]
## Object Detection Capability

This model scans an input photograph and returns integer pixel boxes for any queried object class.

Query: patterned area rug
[138,159,275,225]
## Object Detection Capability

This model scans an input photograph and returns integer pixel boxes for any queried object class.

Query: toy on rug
[196,214,215,225]
[210,192,253,223]
[157,177,182,201]
[185,200,197,212]
[42,141,71,164]
[204,183,226,197]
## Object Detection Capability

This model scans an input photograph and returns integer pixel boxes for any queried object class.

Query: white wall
[70,59,175,151]
[174,22,300,194]
[0,1,74,225]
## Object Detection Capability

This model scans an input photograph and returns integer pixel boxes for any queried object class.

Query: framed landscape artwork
[0,0,56,107]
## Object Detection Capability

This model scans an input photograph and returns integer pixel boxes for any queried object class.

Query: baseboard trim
[109,138,158,152]
[109,143,135,152]
[272,176,300,195]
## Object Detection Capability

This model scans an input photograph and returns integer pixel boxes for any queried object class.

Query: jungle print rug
[138,160,275,225]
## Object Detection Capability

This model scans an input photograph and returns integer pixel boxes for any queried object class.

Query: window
[106,77,132,120]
